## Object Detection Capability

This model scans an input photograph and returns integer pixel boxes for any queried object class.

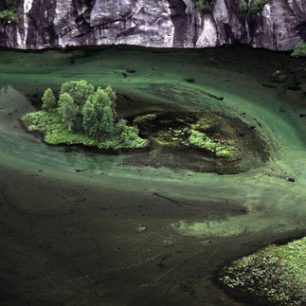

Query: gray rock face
[0,0,305,50]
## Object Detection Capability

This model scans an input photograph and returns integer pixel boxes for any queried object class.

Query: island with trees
[21,79,268,174]
[21,80,149,151]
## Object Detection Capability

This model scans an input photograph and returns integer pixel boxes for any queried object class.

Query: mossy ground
[220,237,306,306]
[133,111,237,159]
[21,111,148,151]
[125,111,268,173]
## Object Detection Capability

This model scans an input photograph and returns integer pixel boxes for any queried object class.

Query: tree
[58,93,77,131]
[100,105,115,135]
[60,80,95,107]
[42,88,56,111]
[104,86,117,104]
[82,95,101,137]
[82,87,117,137]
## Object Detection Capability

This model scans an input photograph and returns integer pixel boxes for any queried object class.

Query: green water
[0,46,306,306]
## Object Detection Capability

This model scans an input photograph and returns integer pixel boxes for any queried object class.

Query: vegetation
[42,88,57,111]
[188,130,233,158]
[237,0,269,16]
[0,0,18,23]
[21,80,148,151]
[194,0,215,13]
[291,42,306,57]
[220,237,306,306]
[134,112,237,160]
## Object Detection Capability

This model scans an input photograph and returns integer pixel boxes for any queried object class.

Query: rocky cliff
[0,0,305,50]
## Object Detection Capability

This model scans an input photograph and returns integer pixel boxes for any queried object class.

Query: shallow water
[0,46,306,306]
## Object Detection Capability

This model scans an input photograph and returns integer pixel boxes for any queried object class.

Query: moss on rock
[0,0,18,23]
[220,237,306,306]
[188,130,236,159]
[194,0,215,13]
[291,42,306,58]
[237,0,269,16]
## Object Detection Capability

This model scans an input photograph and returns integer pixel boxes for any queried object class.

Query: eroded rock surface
[0,0,306,50]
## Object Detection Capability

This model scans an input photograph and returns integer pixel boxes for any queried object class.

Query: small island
[20,79,268,174]
[21,80,148,151]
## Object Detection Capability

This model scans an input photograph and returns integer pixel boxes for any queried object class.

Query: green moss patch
[237,0,269,16]
[133,112,238,160]
[220,237,306,306]
[0,0,18,23]
[194,0,215,13]
[291,42,306,58]
[188,130,234,158]
[122,111,268,173]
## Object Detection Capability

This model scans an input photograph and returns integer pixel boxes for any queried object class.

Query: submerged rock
[0,0,305,50]
[220,237,306,306]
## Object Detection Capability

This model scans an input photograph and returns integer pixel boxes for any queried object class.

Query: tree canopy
[60,80,95,107]
[42,88,56,111]
[34,80,147,150]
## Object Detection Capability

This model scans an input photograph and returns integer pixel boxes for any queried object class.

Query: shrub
[120,125,148,149]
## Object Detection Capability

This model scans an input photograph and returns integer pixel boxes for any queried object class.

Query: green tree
[60,80,95,107]
[100,105,115,135]
[58,93,77,131]
[104,86,117,104]
[82,87,117,137]
[82,95,101,137]
[42,88,56,111]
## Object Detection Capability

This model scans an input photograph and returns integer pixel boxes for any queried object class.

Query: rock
[185,78,195,83]
[272,70,287,83]
[286,85,301,91]
[0,0,305,50]
[137,224,147,232]
[262,83,277,89]
[126,69,136,73]
[286,176,295,182]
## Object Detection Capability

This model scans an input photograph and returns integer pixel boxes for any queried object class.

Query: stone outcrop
[0,0,305,50]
